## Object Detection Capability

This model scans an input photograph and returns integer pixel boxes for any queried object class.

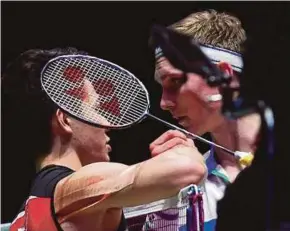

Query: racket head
[40,54,150,129]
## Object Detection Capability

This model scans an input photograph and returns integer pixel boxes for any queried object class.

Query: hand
[149,130,197,157]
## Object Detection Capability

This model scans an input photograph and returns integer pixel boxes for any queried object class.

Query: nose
[160,90,176,111]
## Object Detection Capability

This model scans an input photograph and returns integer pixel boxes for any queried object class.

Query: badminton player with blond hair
[151,10,261,230]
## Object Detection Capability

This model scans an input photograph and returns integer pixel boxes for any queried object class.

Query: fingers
[150,129,196,157]
[149,130,187,152]
[151,137,193,157]
[185,138,194,146]
[170,145,204,164]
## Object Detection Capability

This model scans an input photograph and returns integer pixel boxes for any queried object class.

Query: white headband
[155,44,243,73]
[200,45,243,73]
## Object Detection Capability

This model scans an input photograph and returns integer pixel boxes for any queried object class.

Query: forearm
[54,152,206,219]
[105,151,206,208]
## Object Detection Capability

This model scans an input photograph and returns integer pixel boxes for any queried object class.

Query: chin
[89,151,110,163]
[187,126,203,136]
[102,151,111,162]
[104,155,110,162]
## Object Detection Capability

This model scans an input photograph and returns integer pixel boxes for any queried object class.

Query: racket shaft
[147,113,234,155]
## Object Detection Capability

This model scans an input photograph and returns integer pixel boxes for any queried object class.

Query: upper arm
[54,162,135,222]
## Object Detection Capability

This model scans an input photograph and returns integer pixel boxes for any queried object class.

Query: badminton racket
[40,55,253,166]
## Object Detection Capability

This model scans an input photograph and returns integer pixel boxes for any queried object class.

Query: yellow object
[234,151,254,167]
[239,154,254,166]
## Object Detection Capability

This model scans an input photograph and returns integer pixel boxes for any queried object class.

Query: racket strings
[42,56,149,127]
[94,61,146,123]
[90,60,148,124]
[44,59,87,120]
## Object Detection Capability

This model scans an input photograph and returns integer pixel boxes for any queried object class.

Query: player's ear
[52,109,73,136]
[217,62,240,88]
[217,62,234,77]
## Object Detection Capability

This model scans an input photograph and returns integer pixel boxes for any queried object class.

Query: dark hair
[2,47,89,158]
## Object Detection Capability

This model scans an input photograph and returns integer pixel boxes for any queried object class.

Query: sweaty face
[70,118,111,163]
[70,78,112,164]
[155,57,224,135]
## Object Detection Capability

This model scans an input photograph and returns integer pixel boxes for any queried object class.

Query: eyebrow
[155,69,188,86]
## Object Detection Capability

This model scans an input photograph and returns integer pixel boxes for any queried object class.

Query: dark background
[2,1,289,223]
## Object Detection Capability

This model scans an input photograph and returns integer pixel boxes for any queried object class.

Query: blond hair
[169,10,246,52]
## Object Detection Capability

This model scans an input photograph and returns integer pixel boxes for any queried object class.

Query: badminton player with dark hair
[2,48,206,231]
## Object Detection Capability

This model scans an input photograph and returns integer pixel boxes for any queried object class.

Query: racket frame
[40,54,151,130]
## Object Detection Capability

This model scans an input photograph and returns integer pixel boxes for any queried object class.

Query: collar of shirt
[204,146,231,184]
